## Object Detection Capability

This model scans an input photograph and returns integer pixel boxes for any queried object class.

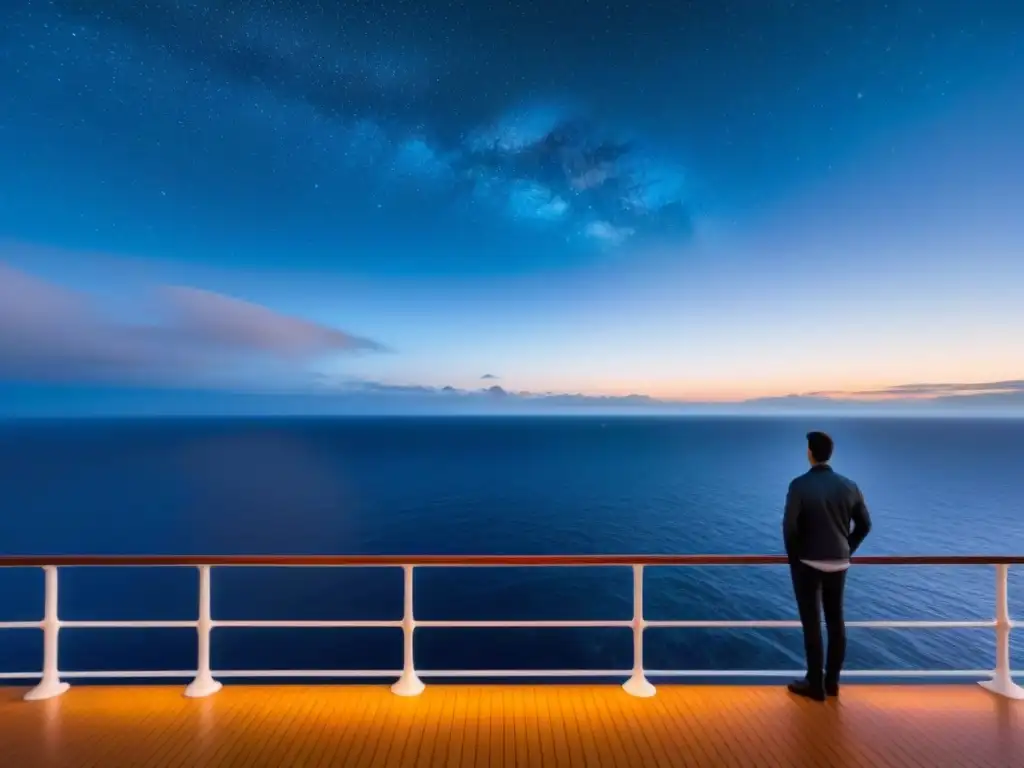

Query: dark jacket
[783,464,872,562]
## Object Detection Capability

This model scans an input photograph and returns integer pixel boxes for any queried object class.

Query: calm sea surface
[1,416,1022,679]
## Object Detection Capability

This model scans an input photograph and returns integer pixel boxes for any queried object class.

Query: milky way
[4,0,1018,268]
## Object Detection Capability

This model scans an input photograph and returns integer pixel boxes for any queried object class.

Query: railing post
[622,564,656,697]
[979,564,1024,699]
[391,564,425,696]
[24,566,70,701]
[185,565,222,698]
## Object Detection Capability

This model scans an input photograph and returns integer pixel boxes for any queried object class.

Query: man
[783,431,872,701]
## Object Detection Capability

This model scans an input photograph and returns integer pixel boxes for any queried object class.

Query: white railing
[0,554,1021,702]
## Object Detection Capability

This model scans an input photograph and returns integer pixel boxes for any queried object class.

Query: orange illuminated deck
[1,684,1021,767]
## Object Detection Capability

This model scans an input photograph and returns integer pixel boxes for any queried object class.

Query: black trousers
[789,561,847,685]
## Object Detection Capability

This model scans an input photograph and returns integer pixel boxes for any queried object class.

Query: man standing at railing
[783,431,872,702]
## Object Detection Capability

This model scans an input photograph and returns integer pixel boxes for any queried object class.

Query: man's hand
[848,486,873,554]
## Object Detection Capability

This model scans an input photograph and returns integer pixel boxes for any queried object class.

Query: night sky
[1,1,1022,413]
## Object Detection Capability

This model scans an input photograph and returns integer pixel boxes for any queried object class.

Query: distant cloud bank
[307,379,1024,414]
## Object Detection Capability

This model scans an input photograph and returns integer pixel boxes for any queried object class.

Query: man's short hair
[807,431,834,463]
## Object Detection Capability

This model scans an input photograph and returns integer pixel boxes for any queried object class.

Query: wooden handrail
[0,554,1021,567]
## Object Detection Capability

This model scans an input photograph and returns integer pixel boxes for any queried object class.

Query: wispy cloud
[746,379,1024,411]
[857,381,1024,397]
[504,181,570,221]
[0,263,384,387]
[481,374,500,380]
[392,137,453,180]
[806,381,1024,399]
[584,220,635,245]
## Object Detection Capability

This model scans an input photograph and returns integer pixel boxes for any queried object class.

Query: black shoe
[825,680,839,697]
[787,678,826,702]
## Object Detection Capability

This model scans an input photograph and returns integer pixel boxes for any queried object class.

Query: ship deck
[2,684,1022,767]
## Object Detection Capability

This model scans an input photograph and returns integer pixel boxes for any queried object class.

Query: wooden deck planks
[0,684,1021,767]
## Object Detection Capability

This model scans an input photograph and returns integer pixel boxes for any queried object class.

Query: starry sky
[1,0,1022,414]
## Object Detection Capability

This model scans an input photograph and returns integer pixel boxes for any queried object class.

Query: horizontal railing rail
[2,554,1024,566]
[0,554,1021,702]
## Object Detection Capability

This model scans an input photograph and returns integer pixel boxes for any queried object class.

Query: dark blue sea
[1,416,1023,680]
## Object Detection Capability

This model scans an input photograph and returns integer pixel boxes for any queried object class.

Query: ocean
[1,416,1022,680]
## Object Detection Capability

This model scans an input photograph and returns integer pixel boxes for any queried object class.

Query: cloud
[160,286,383,357]
[341,378,1023,413]
[0,263,384,387]
[332,377,1022,415]
[270,378,669,415]
[849,381,1024,398]
[481,374,500,380]
[745,379,1024,411]
[393,137,453,180]
[798,380,1024,401]
[505,181,569,221]
[584,220,636,245]
[570,165,615,191]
